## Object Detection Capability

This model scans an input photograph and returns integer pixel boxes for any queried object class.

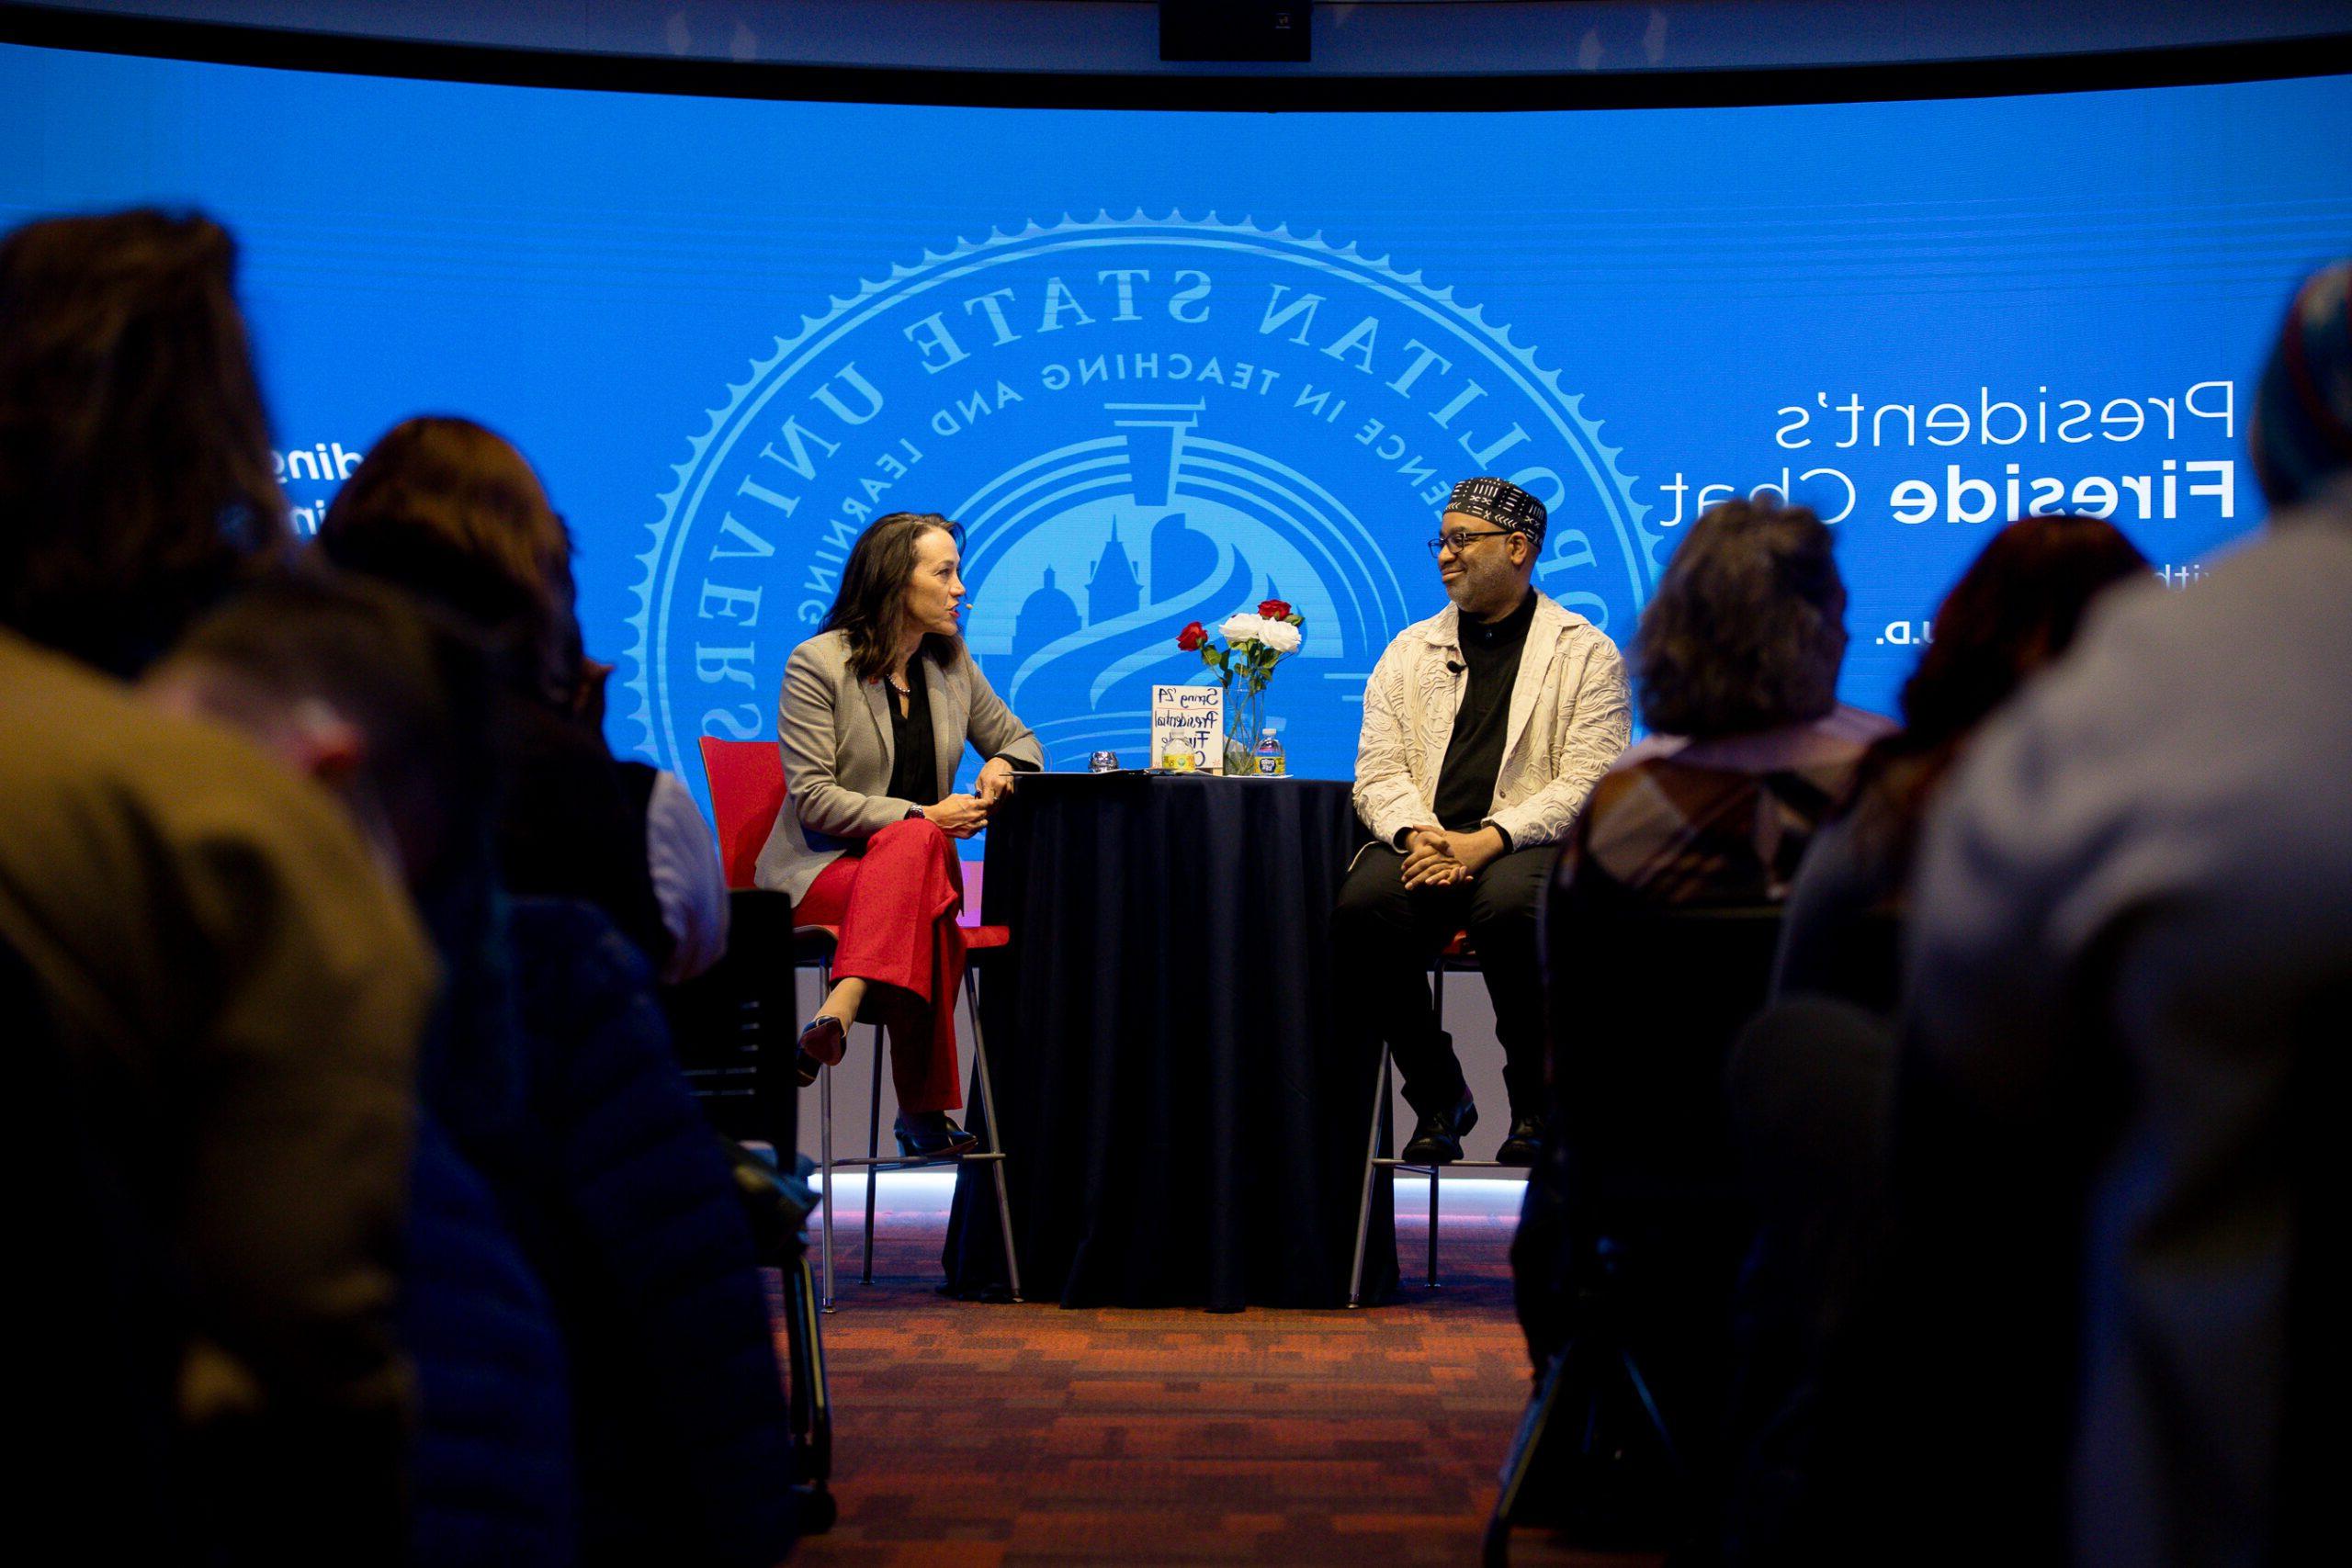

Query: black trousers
[1331,841,1554,1121]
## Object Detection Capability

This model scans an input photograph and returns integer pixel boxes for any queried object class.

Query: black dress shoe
[894,1112,979,1160]
[793,1015,847,1087]
[1400,1092,1478,1165]
[1494,1112,1549,1167]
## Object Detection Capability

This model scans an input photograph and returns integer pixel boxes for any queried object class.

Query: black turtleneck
[1431,589,1536,837]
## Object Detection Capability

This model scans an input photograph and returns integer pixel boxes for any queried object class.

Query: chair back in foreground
[1550,898,1786,1226]
[673,737,800,1153]
[679,742,838,1530]
[1493,893,1783,1559]
[699,736,786,892]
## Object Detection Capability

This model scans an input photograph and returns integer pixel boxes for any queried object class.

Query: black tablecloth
[943,773,1399,1310]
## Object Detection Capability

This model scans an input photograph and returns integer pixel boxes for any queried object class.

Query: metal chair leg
[965,964,1023,1303]
[1620,1348,1687,1481]
[1485,1346,1572,1567]
[1348,1045,1393,1307]
[781,1256,835,1533]
[862,1022,883,1286]
[1428,1169,1442,1288]
[816,961,837,1314]
[1428,957,1445,1287]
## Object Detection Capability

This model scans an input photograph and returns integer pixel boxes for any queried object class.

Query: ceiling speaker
[1159,2,1312,64]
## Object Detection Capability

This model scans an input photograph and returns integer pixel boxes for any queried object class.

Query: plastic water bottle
[1253,728,1285,776]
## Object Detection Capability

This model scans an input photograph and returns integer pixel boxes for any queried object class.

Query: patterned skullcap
[2252,260,2352,511]
[1445,477,1547,544]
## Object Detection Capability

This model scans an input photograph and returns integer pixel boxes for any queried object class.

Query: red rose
[1258,599,1292,619]
[1176,621,1207,651]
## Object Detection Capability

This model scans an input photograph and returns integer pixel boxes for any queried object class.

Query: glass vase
[1223,686,1262,775]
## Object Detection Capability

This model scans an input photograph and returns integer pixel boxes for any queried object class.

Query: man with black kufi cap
[1337,477,1632,1165]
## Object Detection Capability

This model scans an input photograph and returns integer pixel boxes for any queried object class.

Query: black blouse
[883,654,940,807]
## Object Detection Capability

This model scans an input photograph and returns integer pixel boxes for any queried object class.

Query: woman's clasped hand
[922,793,991,838]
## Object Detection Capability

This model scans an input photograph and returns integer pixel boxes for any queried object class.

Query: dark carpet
[779,1176,1654,1567]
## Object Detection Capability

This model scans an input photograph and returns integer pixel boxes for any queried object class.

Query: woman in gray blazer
[756,512,1042,1157]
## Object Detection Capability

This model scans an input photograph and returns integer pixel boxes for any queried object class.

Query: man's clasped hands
[1398,824,1510,889]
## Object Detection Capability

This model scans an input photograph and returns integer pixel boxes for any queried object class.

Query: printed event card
[1150,685,1223,773]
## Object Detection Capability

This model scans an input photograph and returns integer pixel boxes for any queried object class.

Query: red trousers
[797,817,967,1115]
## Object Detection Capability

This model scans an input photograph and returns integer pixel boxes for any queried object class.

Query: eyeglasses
[1427,527,1513,559]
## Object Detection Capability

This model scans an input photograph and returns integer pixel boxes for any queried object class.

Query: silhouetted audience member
[315,415,679,971]
[1886,260,2352,1567]
[1772,515,2149,1014]
[1513,502,1883,1547]
[1717,994,1895,1568]
[1719,519,2146,1566]
[0,208,430,1565]
[401,1115,582,1566]
[506,896,799,1568]
[571,602,730,983]
[7,919,178,1563]
[0,208,287,676]
[152,570,797,1568]
[1555,499,1890,913]
[633,753,734,981]
[145,570,576,1567]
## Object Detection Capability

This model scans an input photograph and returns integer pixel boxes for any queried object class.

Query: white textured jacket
[1351,592,1633,852]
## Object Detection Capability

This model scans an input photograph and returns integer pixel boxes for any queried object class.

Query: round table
[944,772,1398,1310]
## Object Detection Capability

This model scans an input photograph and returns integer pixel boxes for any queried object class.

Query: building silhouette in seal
[1009,516,1168,670]
[1011,566,1081,662]
[995,510,1250,747]
[1086,518,1142,622]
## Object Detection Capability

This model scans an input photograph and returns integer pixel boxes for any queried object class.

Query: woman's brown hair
[1860,513,2149,831]
[315,416,578,705]
[821,511,965,682]
[1634,499,1848,739]
[0,209,288,674]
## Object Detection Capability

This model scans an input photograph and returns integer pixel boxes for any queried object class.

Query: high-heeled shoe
[793,1014,847,1087]
[893,1111,978,1160]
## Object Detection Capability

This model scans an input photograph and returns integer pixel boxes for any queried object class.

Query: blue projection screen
[6,43,2348,801]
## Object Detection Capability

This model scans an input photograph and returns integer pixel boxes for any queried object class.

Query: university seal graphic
[623,213,1656,791]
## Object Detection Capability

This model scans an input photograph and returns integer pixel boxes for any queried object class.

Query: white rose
[1221,612,1268,645]
[1258,619,1302,654]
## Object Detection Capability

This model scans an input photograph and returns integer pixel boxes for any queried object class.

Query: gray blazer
[753,630,1043,902]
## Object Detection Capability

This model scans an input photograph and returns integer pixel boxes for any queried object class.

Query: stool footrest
[1374,1157,1520,1173]
[822,1150,1004,1171]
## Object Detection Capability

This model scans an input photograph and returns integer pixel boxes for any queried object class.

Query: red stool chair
[699,738,1023,1311]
